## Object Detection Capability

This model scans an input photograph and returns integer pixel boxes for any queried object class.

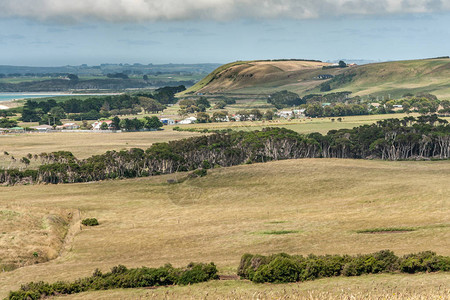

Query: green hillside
[181,58,450,99]
[321,58,450,98]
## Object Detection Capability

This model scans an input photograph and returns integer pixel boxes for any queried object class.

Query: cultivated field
[0,158,448,298]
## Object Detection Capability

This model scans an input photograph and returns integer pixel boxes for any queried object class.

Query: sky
[0,0,449,66]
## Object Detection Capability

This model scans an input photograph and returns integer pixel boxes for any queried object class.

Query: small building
[178,117,197,125]
[62,122,80,130]
[30,125,53,132]
[277,110,294,118]
[160,118,175,125]
[92,120,113,130]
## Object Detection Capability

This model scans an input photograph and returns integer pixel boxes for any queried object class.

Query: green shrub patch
[356,227,416,234]
[8,262,218,299]
[81,218,99,226]
[259,230,299,235]
[238,250,449,283]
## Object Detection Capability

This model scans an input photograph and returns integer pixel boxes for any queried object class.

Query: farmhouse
[56,122,80,130]
[92,120,113,130]
[178,117,197,125]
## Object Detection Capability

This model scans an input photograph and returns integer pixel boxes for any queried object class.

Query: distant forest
[1,115,449,185]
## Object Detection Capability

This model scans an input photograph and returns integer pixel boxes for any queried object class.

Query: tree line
[1,115,448,185]
[19,86,185,124]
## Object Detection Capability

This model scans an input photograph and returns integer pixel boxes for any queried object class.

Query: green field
[0,158,449,298]
[179,113,450,134]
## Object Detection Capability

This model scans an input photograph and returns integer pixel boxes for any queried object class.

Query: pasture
[0,158,448,298]
[180,113,450,134]
[0,130,202,168]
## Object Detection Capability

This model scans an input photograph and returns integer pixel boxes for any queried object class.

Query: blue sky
[0,0,449,66]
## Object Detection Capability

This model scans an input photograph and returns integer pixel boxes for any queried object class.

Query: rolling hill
[181,57,450,99]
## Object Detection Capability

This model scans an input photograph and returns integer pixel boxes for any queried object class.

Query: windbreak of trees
[305,103,370,118]
[1,115,449,185]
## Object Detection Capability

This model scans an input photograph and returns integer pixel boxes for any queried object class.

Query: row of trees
[1,115,448,185]
[305,103,370,118]
[102,116,163,131]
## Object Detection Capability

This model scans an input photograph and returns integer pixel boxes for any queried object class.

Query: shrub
[253,255,301,283]
[8,262,218,299]
[400,251,450,273]
[81,218,99,226]
[239,250,450,284]
[191,169,207,177]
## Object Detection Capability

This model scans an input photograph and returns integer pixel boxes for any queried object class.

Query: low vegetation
[356,227,416,234]
[81,218,99,226]
[7,262,218,299]
[238,250,449,283]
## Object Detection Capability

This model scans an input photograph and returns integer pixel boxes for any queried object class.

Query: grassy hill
[180,59,330,96]
[181,58,450,99]
[0,158,448,298]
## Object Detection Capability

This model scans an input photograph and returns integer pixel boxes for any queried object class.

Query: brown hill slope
[183,58,450,98]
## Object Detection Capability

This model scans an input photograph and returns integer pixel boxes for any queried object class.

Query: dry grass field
[0,130,202,168]
[0,206,73,272]
[0,158,449,298]
[58,273,450,299]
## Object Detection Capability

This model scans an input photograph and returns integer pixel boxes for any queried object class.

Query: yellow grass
[0,158,449,298]
[0,130,202,168]
[57,273,450,299]
[0,206,73,271]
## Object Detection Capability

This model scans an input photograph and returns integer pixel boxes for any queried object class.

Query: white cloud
[0,0,449,22]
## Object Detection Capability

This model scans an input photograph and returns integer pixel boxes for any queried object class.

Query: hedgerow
[238,250,449,283]
[8,262,218,300]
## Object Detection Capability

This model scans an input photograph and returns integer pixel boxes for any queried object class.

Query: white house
[57,122,80,130]
[178,117,197,125]
[277,110,294,118]
[92,120,113,130]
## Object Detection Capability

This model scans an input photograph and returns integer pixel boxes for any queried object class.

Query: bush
[8,262,218,299]
[400,251,450,273]
[191,169,207,178]
[239,250,450,284]
[81,218,99,226]
[253,255,301,283]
